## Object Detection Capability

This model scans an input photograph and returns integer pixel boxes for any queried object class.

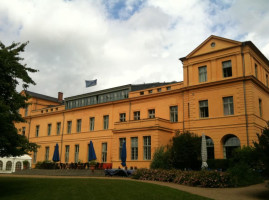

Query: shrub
[227,162,263,187]
[150,147,171,169]
[207,159,231,171]
[35,161,59,169]
[132,169,232,188]
[253,122,269,177]
[170,131,201,170]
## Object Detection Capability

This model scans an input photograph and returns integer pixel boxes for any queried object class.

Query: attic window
[211,42,215,47]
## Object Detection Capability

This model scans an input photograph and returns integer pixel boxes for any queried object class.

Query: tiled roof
[25,91,59,103]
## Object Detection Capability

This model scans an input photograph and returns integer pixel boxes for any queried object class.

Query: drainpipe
[241,43,249,146]
[129,102,131,121]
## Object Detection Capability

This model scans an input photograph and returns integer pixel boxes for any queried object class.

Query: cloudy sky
[1,0,269,98]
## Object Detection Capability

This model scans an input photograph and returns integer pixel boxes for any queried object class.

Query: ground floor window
[131,137,138,160]
[206,136,214,159]
[15,162,22,171]
[75,144,79,163]
[45,147,50,161]
[102,143,107,163]
[143,136,151,160]
[119,138,126,159]
[223,135,240,159]
[65,145,70,163]
[0,161,3,170]
[6,161,12,171]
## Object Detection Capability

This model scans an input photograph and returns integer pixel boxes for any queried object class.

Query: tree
[253,122,269,177]
[170,131,201,170]
[0,41,39,157]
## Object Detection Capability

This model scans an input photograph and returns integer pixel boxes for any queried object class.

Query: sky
[1,0,269,98]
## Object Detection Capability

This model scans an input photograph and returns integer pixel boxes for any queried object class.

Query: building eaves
[25,91,59,103]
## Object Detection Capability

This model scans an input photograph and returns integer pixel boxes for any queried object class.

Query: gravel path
[1,173,268,200]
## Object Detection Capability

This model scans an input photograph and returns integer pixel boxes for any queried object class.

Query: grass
[0,177,211,200]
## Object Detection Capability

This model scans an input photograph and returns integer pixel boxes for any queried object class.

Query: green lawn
[0,177,211,200]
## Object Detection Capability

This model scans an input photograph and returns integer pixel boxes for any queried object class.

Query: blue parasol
[52,143,60,162]
[121,141,126,167]
[88,141,97,161]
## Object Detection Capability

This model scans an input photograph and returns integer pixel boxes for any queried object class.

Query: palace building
[15,35,269,169]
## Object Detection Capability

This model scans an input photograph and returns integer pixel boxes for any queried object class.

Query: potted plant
[89,160,97,172]
[23,160,29,169]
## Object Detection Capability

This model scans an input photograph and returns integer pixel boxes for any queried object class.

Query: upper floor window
[199,100,209,118]
[103,115,109,130]
[22,127,26,136]
[148,109,155,119]
[166,86,171,91]
[255,64,258,78]
[259,99,262,117]
[170,106,178,122]
[90,117,95,131]
[67,121,72,134]
[56,122,61,135]
[47,124,52,136]
[120,113,126,122]
[148,90,153,94]
[222,60,232,78]
[223,96,234,115]
[134,111,140,120]
[140,91,144,95]
[199,66,207,82]
[157,88,162,92]
[77,119,81,133]
[36,125,40,137]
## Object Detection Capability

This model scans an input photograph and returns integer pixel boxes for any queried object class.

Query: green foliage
[0,41,39,157]
[207,159,231,171]
[132,169,232,188]
[227,162,263,187]
[35,161,59,169]
[170,131,201,170]
[150,146,171,169]
[253,122,269,177]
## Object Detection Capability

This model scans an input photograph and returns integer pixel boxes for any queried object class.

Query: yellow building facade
[16,35,269,169]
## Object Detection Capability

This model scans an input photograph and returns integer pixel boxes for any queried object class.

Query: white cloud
[0,0,268,98]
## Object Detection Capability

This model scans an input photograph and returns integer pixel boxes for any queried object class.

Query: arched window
[206,136,215,159]
[6,161,12,171]
[15,162,22,171]
[0,160,3,170]
[222,135,240,159]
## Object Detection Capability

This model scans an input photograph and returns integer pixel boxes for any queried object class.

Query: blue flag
[85,79,97,87]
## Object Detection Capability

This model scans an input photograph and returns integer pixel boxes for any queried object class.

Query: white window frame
[143,136,151,160]
[131,137,138,160]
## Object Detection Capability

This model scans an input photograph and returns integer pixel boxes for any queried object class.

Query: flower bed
[132,169,232,188]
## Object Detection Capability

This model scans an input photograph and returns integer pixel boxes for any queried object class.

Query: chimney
[58,92,63,103]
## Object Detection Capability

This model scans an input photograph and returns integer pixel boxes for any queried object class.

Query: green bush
[170,132,201,170]
[132,168,232,188]
[150,147,171,169]
[207,159,231,171]
[35,161,59,169]
[227,162,263,187]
